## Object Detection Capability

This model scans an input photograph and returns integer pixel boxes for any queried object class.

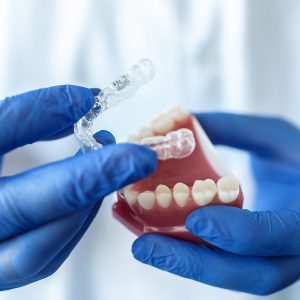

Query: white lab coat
[1,1,300,300]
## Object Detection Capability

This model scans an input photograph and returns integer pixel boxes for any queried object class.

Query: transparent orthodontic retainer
[74,59,196,160]
[140,128,196,160]
[74,59,155,153]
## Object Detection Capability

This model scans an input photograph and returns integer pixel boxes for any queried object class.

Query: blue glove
[0,85,157,290]
[132,113,300,296]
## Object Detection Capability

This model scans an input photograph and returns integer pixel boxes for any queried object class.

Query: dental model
[113,106,244,244]
[74,59,155,153]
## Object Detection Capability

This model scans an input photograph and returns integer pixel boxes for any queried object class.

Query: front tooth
[138,127,154,139]
[165,106,189,122]
[173,183,190,207]
[149,113,175,135]
[192,179,217,206]
[217,177,240,203]
[155,185,172,208]
[123,188,139,206]
[138,191,156,210]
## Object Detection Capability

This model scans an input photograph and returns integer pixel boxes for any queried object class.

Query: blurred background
[0,0,300,299]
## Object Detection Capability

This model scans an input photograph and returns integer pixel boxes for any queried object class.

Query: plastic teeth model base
[113,106,244,244]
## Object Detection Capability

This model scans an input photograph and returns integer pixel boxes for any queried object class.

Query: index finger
[0,144,157,240]
[0,85,93,155]
[194,112,300,162]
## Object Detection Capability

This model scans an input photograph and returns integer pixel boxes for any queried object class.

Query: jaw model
[113,107,244,244]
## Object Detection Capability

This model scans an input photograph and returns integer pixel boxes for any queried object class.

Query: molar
[127,134,141,143]
[149,113,175,135]
[192,179,217,206]
[155,184,172,208]
[138,191,156,210]
[217,177,240,203]
[138,127,154,139]
[173,182,190,207]
[165,106,189,122]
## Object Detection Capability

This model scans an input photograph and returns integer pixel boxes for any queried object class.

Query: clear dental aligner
[140,128,196,160]
[74,59,155,153]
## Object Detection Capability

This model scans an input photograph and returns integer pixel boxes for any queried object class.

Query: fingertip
[63,85,94,121]
[80,143,158,194]
[90,88,101,96]
[185,211,198,233]
[186,206,254,252]
[132,234,167,263]
[121,143,158,176]
[135,145,158,175]
[74,143,158,192]
[185,206,226,237]
[185,208,208,236]
[141,146,158,172]
[132,234,197,274]
[93,130,116,146]
[76,130,116,156]
[132,236,146,261]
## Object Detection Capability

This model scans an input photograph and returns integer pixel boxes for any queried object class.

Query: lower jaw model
[113,106,244,244]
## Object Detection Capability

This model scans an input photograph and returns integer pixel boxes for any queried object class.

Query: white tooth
[217,177,240,203]
[173,183,190,207]
[165,106,189,122]
[127,134,141,143]
[192,179,217,206]
[138,191,156,210]
[150,113,175,135]
[155,185,172,208]
[124,189,139,205]
[138,127,154,139]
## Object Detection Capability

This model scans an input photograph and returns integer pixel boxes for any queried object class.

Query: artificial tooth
[127,134,141,143]
[149,113,175,135]
[138,191,156,210]
[155,184,172,208]
[165,106,189,122]
[192,179,217,206]
[123,188,139,206]
[217,177,240,203]
[138,127,154,139]
[173,182,190,207]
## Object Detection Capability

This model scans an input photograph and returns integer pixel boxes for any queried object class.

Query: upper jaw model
[113,106,244,244]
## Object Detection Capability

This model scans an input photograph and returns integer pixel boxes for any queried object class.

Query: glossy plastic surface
[140,128,196,160]
[74,59,155,152]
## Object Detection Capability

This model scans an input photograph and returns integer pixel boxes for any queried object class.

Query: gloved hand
[0,85,157,290]
[132,112,300,296]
